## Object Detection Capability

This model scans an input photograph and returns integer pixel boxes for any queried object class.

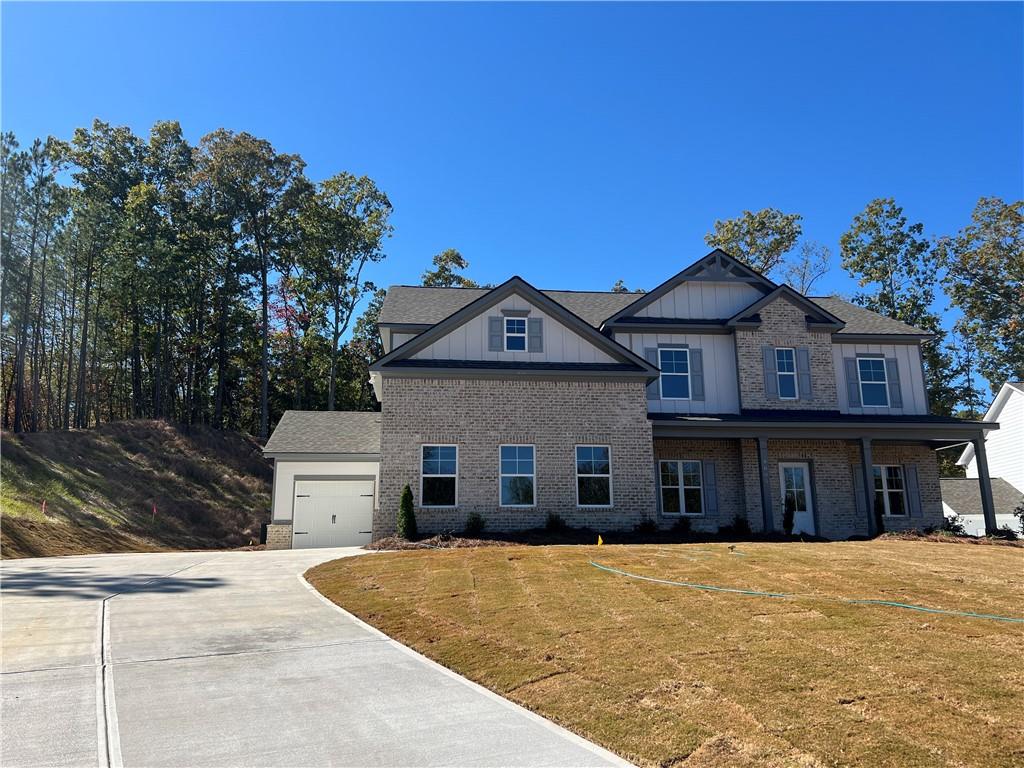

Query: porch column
[973,433,998,536]
[757,437,774,532]
[859,438,879,536]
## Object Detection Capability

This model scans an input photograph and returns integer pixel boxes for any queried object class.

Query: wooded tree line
[2,119,1020,441]
[1,121,393,439]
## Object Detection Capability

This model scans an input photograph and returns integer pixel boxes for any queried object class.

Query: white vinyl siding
[411,293,616,364]
[633,281,763,319]
[965,387,1024,491]
[616,332,739,414]
[833,342,928,415]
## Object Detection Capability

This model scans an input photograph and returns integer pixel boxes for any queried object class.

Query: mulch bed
[880,529,1022,547]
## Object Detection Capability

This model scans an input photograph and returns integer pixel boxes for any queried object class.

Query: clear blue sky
[3,2,1022,303]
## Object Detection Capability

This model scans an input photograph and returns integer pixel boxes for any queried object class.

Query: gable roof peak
[371,272,658,376]
[602,249,777,326]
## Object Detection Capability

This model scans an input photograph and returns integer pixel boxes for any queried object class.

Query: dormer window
[775,348,798,400]
[504,318,527,351]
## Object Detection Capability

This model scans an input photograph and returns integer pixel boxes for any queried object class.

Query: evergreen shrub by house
[465,510,485,536]
[397,484,417,540]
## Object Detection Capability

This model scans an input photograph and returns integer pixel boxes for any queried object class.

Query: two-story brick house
[262,250,999,549]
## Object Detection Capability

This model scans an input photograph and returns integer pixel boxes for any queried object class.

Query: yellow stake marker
[597,535,603,546]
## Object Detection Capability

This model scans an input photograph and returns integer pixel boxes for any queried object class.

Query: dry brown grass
[308,540,1024,768]
[1,420,271,557]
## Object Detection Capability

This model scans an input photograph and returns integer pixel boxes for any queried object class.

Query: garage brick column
[265,524,293,550]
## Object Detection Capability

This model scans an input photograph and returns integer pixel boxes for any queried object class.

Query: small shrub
[545,512,566,532]
[671,516,692,536]
[397,484,417,541]
[634,517,658,534]
[782,499,795,536]
[720,514,752,537]
[1014,500,1024,535]
[992,526,1019,542]
[942,513,966,536]
[465,510,485,536]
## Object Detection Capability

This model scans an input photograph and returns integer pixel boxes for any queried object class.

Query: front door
[778,462,815,535]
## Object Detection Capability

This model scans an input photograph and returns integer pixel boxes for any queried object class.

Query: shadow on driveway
[1,569,225,600]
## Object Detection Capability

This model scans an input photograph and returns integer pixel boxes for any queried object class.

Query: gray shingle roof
[380,285,929,336]
[379,286,637,328]
[263,410,381,455]
[940,477,1024,516]
[808,297,932,336]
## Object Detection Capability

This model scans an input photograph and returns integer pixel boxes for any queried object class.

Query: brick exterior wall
[653,439,746,533]
[846,442,944,534]
[764,439,860,540]
[734,296,838,411]
[265,524,292,550]
[377,377,655,536]
[653,437,943,540]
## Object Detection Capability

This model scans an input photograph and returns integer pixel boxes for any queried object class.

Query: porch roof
[649,409,993,445]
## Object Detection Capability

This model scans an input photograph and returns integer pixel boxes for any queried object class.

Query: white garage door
[293,479,375,548]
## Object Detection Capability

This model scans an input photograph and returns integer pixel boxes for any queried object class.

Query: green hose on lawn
[589,561,1024,624]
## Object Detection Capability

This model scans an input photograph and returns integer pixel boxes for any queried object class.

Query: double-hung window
[658,348,690,399]
[500,445,535,506]
[775,348,798,399]
[857,357,889,407]
[659,460,703,515]
[873,465,906,517]
[504,318,527,351]
[421,445,457,507]
[576,445,612,506]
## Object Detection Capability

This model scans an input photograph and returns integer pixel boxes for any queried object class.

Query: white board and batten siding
[411,293,617,364]
[832,342,928,415]
[965,386,1024,491]
[390,331,420,351]
[634,282,763,320]
[615,332,740,414]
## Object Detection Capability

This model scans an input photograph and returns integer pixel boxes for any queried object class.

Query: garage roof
[264,410,381,456]
[940,477,1024,517]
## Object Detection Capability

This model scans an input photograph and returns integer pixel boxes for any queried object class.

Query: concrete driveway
[2,548,624,768]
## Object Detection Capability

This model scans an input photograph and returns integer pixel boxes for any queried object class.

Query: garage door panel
[293,479,375,548]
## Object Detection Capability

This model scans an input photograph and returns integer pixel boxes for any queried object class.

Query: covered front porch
[650,411,1000,539]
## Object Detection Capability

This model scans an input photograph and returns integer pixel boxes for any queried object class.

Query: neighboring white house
[958,382,1024,493]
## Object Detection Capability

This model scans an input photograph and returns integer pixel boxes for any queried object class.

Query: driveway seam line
[98,557,216,768]
[297,571,633,768]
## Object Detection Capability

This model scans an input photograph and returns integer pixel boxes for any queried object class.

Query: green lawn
[307,540,1024,768]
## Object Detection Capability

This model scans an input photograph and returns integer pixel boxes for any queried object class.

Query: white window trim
[857,356,889,408]
[499,443,536,508]
[504,317,527,352]
[658,347,691,401]
[575,444,613,508]
[420,444,458,508]
[775,347,799,401]
[873,464,907,517]
[658,459,705,517]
